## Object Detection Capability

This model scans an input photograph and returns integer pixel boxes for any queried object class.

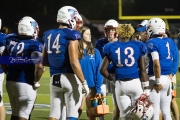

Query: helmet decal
[68,9,77,20]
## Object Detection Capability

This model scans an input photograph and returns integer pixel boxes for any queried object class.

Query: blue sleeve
[172,44,179,75]
[94,49,103,93]
[146,39,158,53]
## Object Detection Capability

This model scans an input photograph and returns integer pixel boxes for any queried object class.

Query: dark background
[0,0,180,44]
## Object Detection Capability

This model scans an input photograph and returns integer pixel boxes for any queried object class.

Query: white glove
[34,82,40,88]
[82,81,90,96]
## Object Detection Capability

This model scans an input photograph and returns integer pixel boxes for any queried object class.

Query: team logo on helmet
[30,21,38,32]
[68,9,77,20]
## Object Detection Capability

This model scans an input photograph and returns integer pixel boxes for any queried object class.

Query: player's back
[103,40,146,80]
[5,35,43,85]
[146,37,176,75]
[43,28,81,76]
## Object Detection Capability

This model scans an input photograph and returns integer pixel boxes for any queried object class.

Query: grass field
[2,67,180,120]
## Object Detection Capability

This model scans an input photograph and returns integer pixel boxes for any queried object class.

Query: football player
[159,29,179,120]
[95,19,120,120]
[0,18,6,120]
[146,18,176,120]
[100,24,150,120]
[1,16,44,120]
[42,6,89,120]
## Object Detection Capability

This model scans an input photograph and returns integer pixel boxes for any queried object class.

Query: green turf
[2,67,180,120]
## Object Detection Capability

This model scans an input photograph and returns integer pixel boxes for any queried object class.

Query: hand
[109,80,115,86]
[151,84,163,93]
[82,81,90,96]
[34,82,40,89]
[169,74,173,80]
[109,77,116,86]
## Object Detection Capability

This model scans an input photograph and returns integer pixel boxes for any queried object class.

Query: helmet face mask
[18,16,39,39]
[57,6,80,30]
[146,18,165,37]
[104,19,119,40]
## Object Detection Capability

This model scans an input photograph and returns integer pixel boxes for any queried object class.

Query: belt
[118,78,134,81]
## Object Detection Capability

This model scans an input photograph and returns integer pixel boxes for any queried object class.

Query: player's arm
[151,51,163,92]
[42,44,49,67]
[68,40,89,95]
[1,47,8,74]
[31,51,44,88]
[100,56,114,81]
[138,55,150,94]
[68,40,85,83]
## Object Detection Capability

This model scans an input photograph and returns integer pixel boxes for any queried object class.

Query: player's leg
[78,94,85,119]
[64,74,82,120]
[6,81,20,120]
[160,75,172,120]
[59,104,66,120]
[0,73,5,120]
[171,75,179,120]
[130,79,144,120]
[49,75,65,120]
[111,83,120,120]
[115,80,135,120]
[17,82,36,120]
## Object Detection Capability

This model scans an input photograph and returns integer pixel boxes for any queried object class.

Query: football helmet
[0,18,1,30]
[131,94,153,120]
[146,18,165,37]
[57,6,80,29]
[18,16,39,39]
[104,19,119,39]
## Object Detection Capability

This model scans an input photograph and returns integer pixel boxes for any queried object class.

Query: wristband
[142,81,149,88]
[155,78,161,85]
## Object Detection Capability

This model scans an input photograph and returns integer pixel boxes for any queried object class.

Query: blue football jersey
[0,32,7,73]
[95,38,109,58]
[103,40,147,80]
[146,37,177,76]
[42,28,81,76]
[5,34,43,85]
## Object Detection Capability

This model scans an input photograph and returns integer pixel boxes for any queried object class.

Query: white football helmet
[18,16,39,39]
[146,18,165,37]
[0,18,1,30]
[131,94,153,120]
[104,19,119,39]
[57,6,80,29]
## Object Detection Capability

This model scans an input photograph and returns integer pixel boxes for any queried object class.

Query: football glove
[34,82,40,88]
[82,81,90,96]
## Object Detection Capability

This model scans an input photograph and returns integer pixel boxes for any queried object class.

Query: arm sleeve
[94,49,103,93]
